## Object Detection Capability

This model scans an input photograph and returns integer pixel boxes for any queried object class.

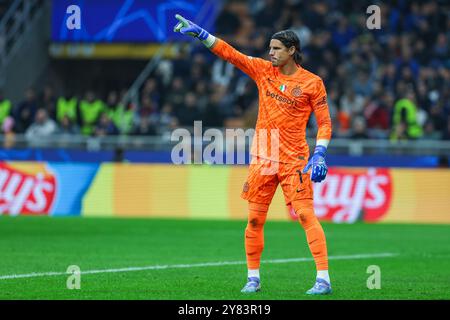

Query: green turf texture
[0,216,449,300]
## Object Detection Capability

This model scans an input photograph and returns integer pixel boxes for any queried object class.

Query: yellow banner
[49,43,182,59]
[82,165,450,224]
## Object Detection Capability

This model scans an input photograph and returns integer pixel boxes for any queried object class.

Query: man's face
[36,109,47,123]
[269,39,295,67]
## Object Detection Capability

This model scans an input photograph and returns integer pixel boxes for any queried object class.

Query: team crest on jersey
[291,86,302,97]
[243,182,249,192]
[279,84,287,92]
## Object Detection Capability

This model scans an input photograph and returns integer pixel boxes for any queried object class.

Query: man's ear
[289,46,296,57]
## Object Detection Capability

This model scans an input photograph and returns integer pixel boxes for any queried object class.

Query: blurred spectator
[165,76,187,114]
[336,104,351,135]
[421,119,442,140]
[428,104,446,133]
[365,95,391,131]
[0,90,11,128]
[94,112,119,137]
[105,90,134,135]
[138,95,155,119]
[395,47,420,80]
[352,71,375,97]
[351,117,369,140]
[203,96,225,128]
[235,80,258,114]
[326,88,339,129]
[193,81,210,112]
[290,16,312,48]
[207,84,232,123]
[79,91,105,136]
[433,33,448,62]
[150,103,179,137]
[332,17,356,54]
[416,82,432,112]
[56,114,80,148]
[39,85,57,120]
[58,114,80,136]
[340,90,365,117]
[2,116,15,149]
[105,90,119,114]
[25,108,57,145]
[177,92,201,126]
[190,54,209,85]
[392,91,423,139]
[190,64,208,86]
[13,88,38,133]
[116,103,136,135]
[212,58,234,87]
[155,59,173,87]
[142,78,161,111]
[56,92,78,125]
[132,116,157,136]
[390,120,410,142]
[381,64,398,94]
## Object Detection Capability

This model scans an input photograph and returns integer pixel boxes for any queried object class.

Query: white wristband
[202,34,216,48]
[316,139,330,148]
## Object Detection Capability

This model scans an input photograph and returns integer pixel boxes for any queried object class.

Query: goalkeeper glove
[302,145,328,183]
[173,14,215,47]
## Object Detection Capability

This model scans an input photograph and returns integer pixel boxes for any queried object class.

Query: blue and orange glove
[302,145,328,183]
[173,14,210,41]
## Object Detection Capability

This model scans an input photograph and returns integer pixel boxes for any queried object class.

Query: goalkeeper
[174,14,332,295]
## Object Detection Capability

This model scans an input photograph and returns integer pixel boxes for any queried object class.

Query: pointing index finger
[175,14,188,25]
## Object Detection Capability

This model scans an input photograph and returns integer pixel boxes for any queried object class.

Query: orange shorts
[241,156,313,205]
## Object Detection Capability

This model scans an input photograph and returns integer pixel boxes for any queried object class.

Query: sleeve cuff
[202,34,216,48]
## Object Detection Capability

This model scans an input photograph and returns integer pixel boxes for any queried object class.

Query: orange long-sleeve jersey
[211,38,332,164]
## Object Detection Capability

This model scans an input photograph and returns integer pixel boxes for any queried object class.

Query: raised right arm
[173,14,267,80]
[209,38,268,81]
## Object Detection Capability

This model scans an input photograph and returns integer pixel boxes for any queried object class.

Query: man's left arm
[303,79,332,182]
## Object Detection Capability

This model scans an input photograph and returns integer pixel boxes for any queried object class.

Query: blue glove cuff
[197,28,210,41]
[314,145,327,157]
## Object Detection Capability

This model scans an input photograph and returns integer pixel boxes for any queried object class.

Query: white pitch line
[0,252,397,280]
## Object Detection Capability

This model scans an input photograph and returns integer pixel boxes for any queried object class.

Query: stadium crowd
[0,0,449,145]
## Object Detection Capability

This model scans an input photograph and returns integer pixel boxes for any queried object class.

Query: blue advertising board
[51,0,219,43]
[0,148,446,167]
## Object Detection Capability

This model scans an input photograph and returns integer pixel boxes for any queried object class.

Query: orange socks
[292,199,329,271]
[244,202,269,269]
[244,200,328,272]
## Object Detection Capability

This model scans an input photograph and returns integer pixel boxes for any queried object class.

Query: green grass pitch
[0,216,449,300]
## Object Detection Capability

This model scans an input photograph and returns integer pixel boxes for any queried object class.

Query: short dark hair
[271,30,302,64]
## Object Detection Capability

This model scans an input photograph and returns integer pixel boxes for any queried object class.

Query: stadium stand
[0,0,449,147]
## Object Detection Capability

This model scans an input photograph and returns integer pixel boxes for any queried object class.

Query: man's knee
[291,199,318,227]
